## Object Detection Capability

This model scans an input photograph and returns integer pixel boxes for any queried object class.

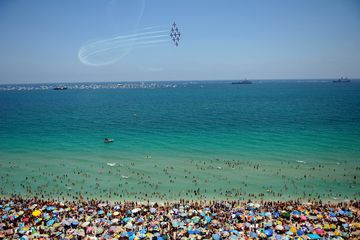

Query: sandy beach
[1,197,359,239]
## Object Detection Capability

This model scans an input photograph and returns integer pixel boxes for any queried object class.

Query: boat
[104,138,114,143]
[232,80,252,84]
[333,77,350,83]
[53,86,68,90]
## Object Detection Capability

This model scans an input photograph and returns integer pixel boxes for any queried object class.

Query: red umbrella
[315,228,325,236]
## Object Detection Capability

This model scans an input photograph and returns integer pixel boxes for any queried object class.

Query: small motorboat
[104,138,114,143]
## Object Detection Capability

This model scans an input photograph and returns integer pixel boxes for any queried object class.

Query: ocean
[0,80,359,202]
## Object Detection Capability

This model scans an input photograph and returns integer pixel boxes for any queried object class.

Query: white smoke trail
[78,27,170,66]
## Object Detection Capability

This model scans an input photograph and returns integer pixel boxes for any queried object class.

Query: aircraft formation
[170,22,181,46]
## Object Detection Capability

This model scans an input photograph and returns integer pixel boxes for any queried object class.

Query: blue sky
[0,0,359,83]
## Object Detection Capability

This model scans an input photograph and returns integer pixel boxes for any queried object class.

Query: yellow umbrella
[334,230,341,236]
[32,210,42,217]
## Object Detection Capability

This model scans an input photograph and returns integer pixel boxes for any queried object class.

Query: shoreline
[0,194,358,205]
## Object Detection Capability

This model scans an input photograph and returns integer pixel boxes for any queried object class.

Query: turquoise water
[0,81,359,201]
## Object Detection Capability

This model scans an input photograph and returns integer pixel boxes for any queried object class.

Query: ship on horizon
[333,77,350,83]
[232,79,252,84]
[53,86,68,90]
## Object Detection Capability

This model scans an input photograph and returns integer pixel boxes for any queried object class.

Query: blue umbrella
[292,210,301,215]
[250,232,257,238]
[265,229,273,237]
[188,229,201,234]
[46,206,56,211]
[212,233,221,240]
[307,234,321,239]
[46,219,55,226]
[297,229,304,236]
[71,221,79,227]
[98,210,105,215]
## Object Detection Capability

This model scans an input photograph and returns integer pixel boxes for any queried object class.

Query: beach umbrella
[98,210,105,215]
[265,229,273,237]
[95,227,104,235]
[46,219,55,226]
[125,222,133,230]
[46,206,56,212]
[307,233,321,239]
[265,221,273,227]
[297,229,304,236]
[315,228,325,236]
[132,208,141,213]
[292,210,301,216]
[300,215,307,221]
[276,225,284,231]
[32,210,42,217]
[212,233,220,240]
[72,221,79,227]
[81,222,90,228]
[192,216,200,223]
[171,220,179,228]
[281,212,291,219]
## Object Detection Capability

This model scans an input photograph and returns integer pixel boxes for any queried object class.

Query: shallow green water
[0,81,359,201]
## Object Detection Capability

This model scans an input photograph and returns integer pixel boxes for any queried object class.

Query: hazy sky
[0,0,359,84]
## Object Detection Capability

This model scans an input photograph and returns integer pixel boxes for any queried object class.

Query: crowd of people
[0,197,359,239]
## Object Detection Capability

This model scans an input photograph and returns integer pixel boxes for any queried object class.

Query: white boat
[104,138,114,143]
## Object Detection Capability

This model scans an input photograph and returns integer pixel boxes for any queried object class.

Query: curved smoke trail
[78,27,169,66]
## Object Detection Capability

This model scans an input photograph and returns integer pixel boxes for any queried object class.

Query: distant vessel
[232,80,252,84]
[53,86,68,90]
[333,77,350,83]
[104,138,114,143]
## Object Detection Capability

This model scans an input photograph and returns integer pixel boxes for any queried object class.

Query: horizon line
[1,77,360,86]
